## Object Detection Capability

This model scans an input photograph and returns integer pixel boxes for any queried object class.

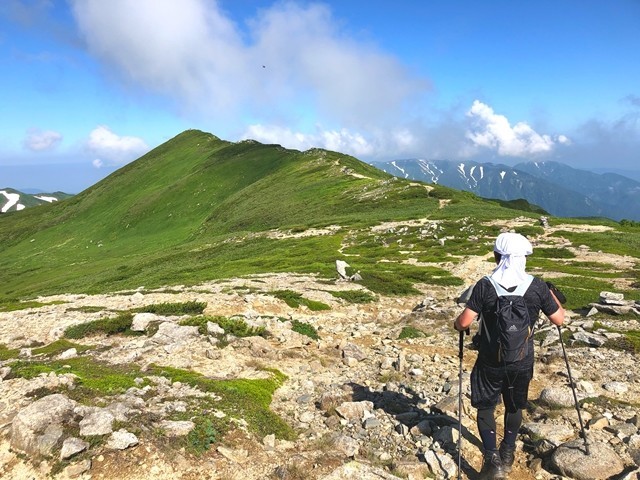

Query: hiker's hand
[452,320,470,334]
[546,281,567,304]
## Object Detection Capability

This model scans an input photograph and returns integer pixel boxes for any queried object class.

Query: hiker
[453,232,564,479]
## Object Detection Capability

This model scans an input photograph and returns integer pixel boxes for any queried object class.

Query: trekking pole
[557,325,590,455]
[457,328,469,480]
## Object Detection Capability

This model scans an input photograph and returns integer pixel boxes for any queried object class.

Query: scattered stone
[538,386,577,408]
[335,401,373,422]
[58,348,77,359]
[599,291,625,305]
[332,434,359,457]
[588,415,609,430]
[79,410,115,436]
[217,446,249,464]
[522,423,575,445]
[393,461,431,480]
[60,437,89,460]
[105,429,139,450]
[423,449,457,479]
[130,292,145,303]
[603,381,628,394]
[206,321,225,336]
[342,343,366,361]
[320,461,397,479]
[572,331,607,347]
[159,420,195,437]
[131,312,161,331]
[63,459,92,478]
[263,434,276,449]
[335,260,350,280]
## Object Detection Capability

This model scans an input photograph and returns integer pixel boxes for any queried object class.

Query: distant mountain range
[371,159,640,221]
[0,188,72,213]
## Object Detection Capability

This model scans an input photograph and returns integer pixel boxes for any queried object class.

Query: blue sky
[1,0,639,193]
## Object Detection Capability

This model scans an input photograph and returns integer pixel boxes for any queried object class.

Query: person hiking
[453,232,564,479]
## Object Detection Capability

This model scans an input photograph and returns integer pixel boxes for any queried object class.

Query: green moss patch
[179,315,266,338]
[0,299,66,312]
[291,320,319,340]
[398,326,428,340]
[147,365,294,443]
[0,344,20,361]
[270,290,331,311]
[330,290,376,304]
[134,301,206,315]
[10,357,140,396]
[63,312,138,339]
[31,339,92,357]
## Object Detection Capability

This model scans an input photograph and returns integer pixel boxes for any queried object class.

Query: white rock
[60,437,89,460]
[105,429,138,450]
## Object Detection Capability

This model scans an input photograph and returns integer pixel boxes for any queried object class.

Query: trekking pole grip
[458,329,469,359]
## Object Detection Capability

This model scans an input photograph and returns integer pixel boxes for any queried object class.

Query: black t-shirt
[466,276,560,366]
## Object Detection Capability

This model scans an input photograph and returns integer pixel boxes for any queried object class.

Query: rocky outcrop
[0,271,639,479]
[10,394,77,457]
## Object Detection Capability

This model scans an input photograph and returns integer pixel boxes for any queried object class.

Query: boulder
[131,312,162,331]
[551,439,624,480]
[538,386,577,408]
[599,291,625,305]
[148,322,199,346]
[10,394,77,456]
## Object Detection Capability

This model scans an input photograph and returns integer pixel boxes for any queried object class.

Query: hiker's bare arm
[454,308,477,331]
[548,290,565,326]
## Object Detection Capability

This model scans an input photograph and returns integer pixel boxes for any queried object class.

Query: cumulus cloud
[243,124,376,157]
[86,125,148,165]
[69,0,428,129]
[241,123,429,159]
[465,100,568,157]
[624,94,640,108]
[23,128,63,152]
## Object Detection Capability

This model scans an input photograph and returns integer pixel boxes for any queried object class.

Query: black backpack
[482,275,535,363]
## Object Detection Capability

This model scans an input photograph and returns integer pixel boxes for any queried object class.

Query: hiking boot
[499,442,516,473]
[480,450,506,480]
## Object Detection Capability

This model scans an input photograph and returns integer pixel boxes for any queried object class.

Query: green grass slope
[0,129,603,301]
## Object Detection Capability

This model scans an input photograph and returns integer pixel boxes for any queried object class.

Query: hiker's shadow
[346,382,484,479]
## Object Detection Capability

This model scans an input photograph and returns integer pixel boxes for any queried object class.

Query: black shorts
[471,360,533,413]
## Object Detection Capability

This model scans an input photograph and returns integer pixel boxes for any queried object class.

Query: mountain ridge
[0,188,71,213]
[372,158,640,221]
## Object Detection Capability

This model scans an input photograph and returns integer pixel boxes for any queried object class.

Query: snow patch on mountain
[390,161,408,178]
[35,195,58,203]
[1,190,25,212]
[417,159,442,183]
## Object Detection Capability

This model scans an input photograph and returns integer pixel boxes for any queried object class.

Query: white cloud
[23,128,62,152]
[92,158,103,169]
[465,100,568,157]
[242,124,375,157]
[69,0,428,129]
[86,125,148,164]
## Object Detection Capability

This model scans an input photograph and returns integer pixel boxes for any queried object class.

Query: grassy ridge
[0,129,638,303]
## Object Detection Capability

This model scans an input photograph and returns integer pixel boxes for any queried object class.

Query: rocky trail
[1,224,640,480]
